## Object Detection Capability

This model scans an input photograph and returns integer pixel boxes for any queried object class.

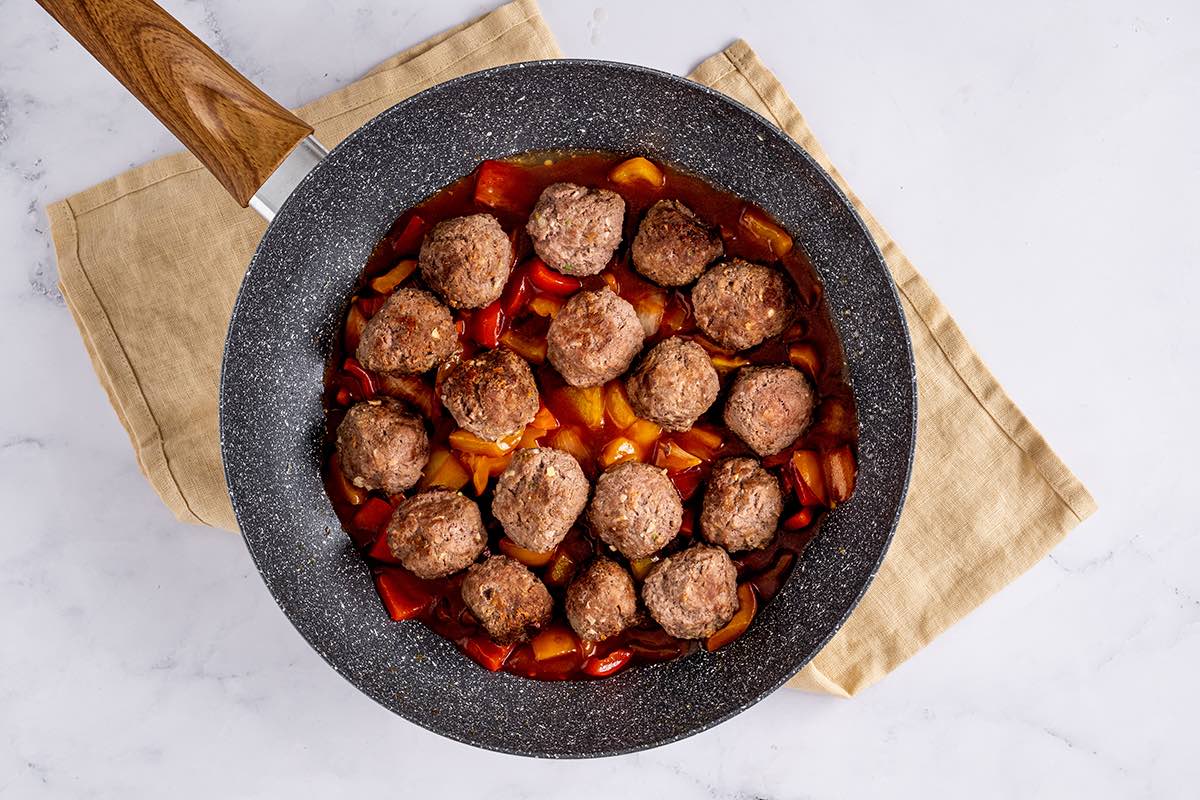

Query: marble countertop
[2,0,1197,796]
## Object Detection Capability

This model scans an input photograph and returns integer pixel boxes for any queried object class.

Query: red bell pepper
[782,507,813,530]
[500,263,532,317]
[353,497,394,537]
[389,214,428,256]
[582,648,634,678]
[474,160,539,215]
[461,636,516,672]
[374,569,434,621]
[527,259,582,295]
[471,301,506,348]
[343,357,377,400]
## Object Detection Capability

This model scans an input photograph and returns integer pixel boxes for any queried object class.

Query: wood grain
[37,0,314,206]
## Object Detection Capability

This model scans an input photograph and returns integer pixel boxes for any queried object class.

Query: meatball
[565,558,638,641]
[631,200,724,286]
[546,289,645,387]
[642,544,739,640]
[461,556,553,644]
[386,489,486,579]
[625,337,719,431]
[419,213,512,309]
[336,399,429,495]
[724,366,815,456]
[439,347,539,441]
[355,288,457,375]
[526,183,625,276]
[700,457,783,552]
[492,447,590,553]
[691,259,796,350]
[587,462,683,559]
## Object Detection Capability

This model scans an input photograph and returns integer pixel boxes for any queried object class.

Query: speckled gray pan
[220,60,916,758]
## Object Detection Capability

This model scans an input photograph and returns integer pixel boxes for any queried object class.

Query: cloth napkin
[46,0,1096,697]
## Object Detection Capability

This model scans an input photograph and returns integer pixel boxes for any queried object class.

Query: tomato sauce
[322,151,858,680]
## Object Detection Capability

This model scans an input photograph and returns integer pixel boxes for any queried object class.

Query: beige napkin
[46,0,1095,697]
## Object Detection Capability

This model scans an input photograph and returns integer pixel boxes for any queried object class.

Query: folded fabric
[46,0,1095,697]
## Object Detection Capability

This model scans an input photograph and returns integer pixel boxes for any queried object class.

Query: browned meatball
[565,558,638,641]
[336,399,429,495]
[631,200,724,286]
[642,544,739,639]
[625,337,719,431]
[439,348,539,441]
[492,447,590,553]
[386,489,486,579]
[419,214,511,309]
[700,457,783,552]
[724,366,815,456]
[587,462,682,559]
[461,556,553,644]
[356,288,457,375]
[526,183,624,276]
[691,259,796,350]
[546,288,644,387]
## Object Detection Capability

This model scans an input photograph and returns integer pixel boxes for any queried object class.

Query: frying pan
[40,0,916,757]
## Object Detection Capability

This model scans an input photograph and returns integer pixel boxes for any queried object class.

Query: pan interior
[220,60,915,758]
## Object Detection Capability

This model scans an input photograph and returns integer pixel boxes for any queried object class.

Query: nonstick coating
[219,60,916,758]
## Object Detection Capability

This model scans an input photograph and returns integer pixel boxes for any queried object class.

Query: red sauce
[323,152,858,681]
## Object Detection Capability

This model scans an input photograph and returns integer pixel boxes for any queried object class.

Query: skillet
[39,0,916,757]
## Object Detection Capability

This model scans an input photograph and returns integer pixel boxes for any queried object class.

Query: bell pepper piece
[624,418,663,450]
[498,538,557,568]
[787,343,820,378]
[389,214,427,256]
[705,583,758,651]
[782,507,814,531]
[739,204,794,257]
[344,303,368,354]
[343,357,377,400]
[528,294,564,318]
[499,328,547,364]
[530,403,560,431]
[356,295,387,318]
[471,300,506,348]
[353,497,394,537]
[449,428,522,457]
[674,426,723,461]
[474,160,539,215]
[555,385,605,429]
[369,259,418,294]
[461,636,515,672]
[824,445,857,506]
[582,647,635,677]
[629,557,656,581]
[543,549,578,587]
[608,156,666,190]
[328,454,367,506]
[603,381,639,430]
[374,569,434,621]
[527,258,582,295]
[501,264,532,317]
[790,450,828,506]
[530,625,581,662]
[419,448,470,491]
[654,440,703,472]
[667,466,705,501]
[598,436,642,469]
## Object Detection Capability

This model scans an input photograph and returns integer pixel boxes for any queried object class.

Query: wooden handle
[38,0,313,207]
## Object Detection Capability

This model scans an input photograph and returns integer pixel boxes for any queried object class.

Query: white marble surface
[2,0,1197,796]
